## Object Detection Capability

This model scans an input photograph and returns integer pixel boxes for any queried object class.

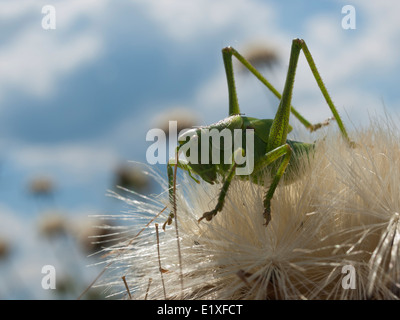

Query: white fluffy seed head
[96,116,400,300]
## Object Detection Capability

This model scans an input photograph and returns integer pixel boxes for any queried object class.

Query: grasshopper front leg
[163,155,200,231]
[198,144,292,226]
[198,148,243,223]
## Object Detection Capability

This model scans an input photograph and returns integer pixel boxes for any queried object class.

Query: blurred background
[1,0,400,299]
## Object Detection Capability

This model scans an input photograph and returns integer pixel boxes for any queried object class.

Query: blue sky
[1,0,400,299]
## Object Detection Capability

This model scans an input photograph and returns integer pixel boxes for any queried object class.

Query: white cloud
[0,30,101,100]
[303,3,400,81]
[10,143,119,183]
[0,0,36,20]
[138,0,278,42]
[296,1,400,123]
[0,1,107,104]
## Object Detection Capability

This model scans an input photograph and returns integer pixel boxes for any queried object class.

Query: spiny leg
[266,40,303,151]
[260,39,309,225]
[162,156,200,230]
[298,40,355,146]
[266,39,353,147]
[222,43,353,143]
[222,46,240,116]
[163,158,176,230]
[262,39,351,226]
[198,148,242,223]
[264,38,355,174]
[198,144,293,225]
[262,146,292,226]
[252,144,293,226]
[222,46,321,129]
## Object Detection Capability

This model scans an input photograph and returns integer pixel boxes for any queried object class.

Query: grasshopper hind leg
[251,143,293,226]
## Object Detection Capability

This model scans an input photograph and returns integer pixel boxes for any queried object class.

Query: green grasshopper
[163,38,354,230]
